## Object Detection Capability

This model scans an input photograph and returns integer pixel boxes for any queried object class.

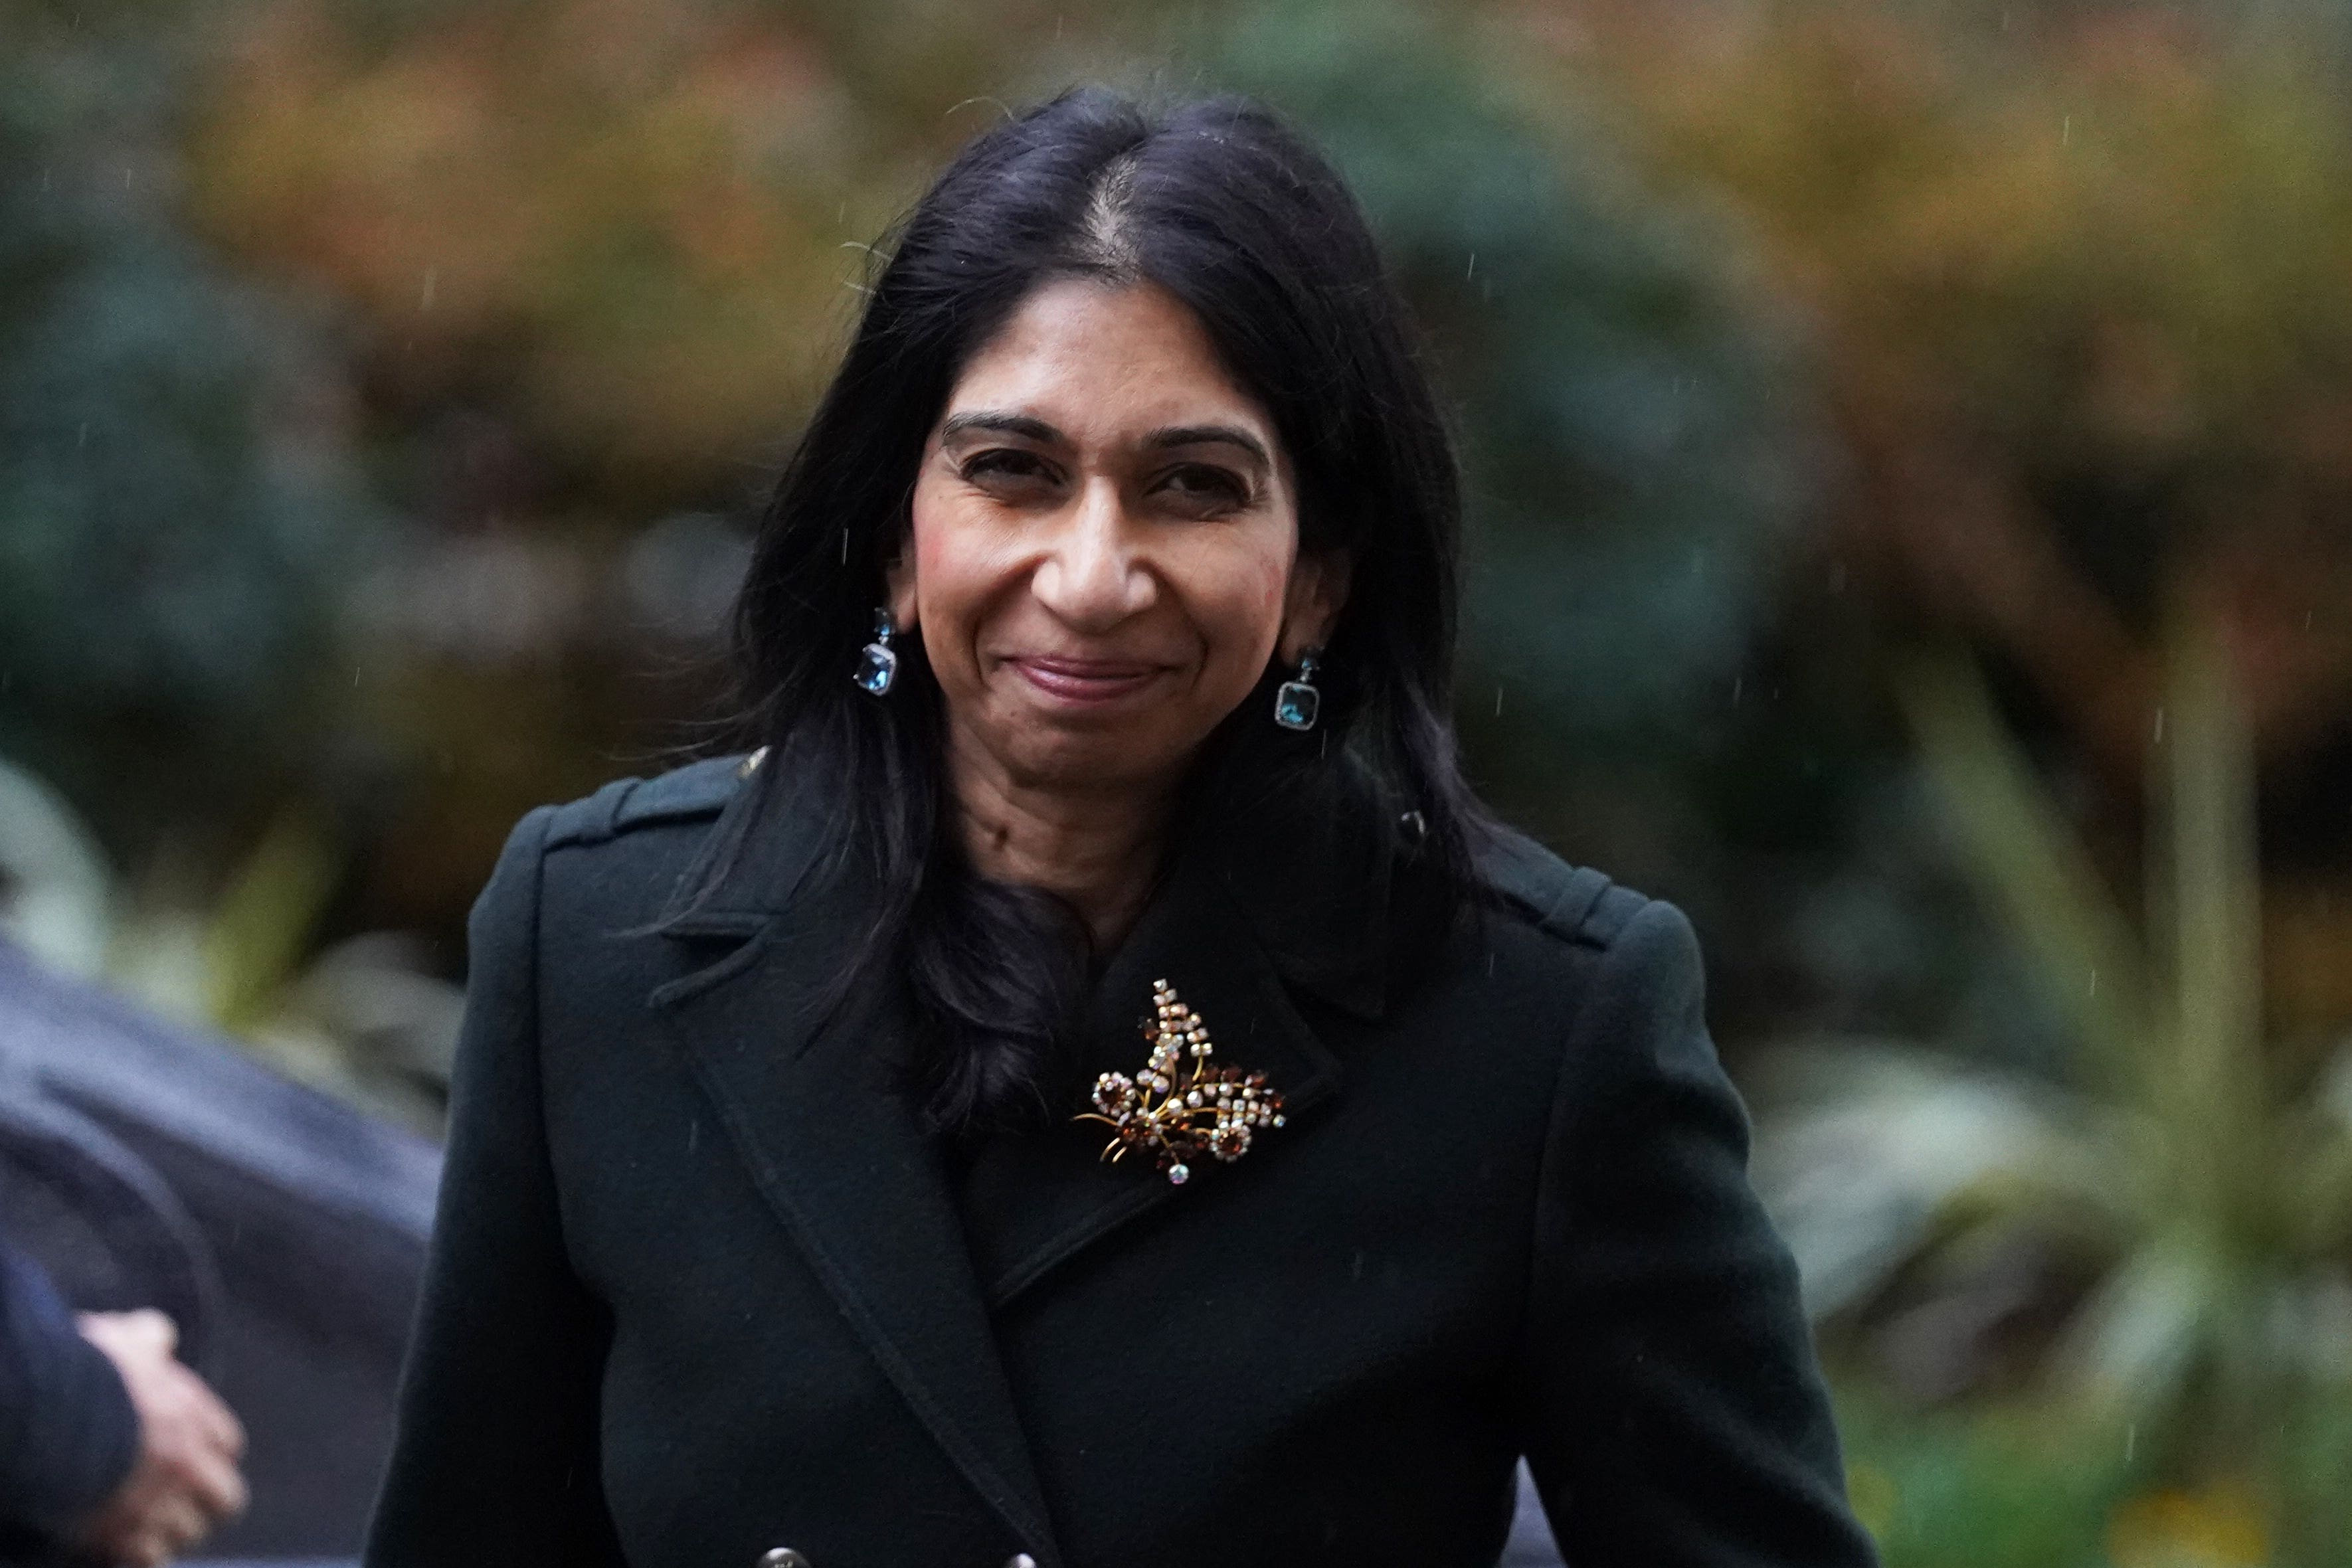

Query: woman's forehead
[939,278,1277,453]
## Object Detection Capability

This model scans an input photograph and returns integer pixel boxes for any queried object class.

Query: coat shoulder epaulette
[1474,826,1651,950]
[541,751,755,852]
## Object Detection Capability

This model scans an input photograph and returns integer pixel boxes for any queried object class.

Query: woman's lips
[1006,655,1166,705]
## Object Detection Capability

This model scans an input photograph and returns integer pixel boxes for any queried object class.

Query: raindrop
[2153,707,2165,743]
[420,268,437,311]
[1494,684,1504,717]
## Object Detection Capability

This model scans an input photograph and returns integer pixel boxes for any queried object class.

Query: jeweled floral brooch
[1073,979,1286,1185]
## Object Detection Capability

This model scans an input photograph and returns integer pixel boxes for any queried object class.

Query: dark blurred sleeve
[1519,897,1880,1567]
[363,806,627,1567]
[0,1236,139,1534]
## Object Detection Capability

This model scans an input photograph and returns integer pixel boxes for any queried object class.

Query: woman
[365,88,1878,1568]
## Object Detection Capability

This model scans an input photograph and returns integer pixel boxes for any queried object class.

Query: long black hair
[712,87,1484,1136]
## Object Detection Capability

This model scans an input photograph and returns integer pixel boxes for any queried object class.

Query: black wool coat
[363,752,1878,1568]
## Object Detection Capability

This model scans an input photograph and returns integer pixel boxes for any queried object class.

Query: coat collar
[667,746,1406,1017]
[646,755,1405,1562]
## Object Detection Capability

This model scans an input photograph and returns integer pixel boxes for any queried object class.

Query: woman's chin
[990,723,1198,796]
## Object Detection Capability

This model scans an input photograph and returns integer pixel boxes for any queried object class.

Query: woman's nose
[1031,478,1154,630]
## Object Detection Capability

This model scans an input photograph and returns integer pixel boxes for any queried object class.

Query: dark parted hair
[713,86,1485,1136]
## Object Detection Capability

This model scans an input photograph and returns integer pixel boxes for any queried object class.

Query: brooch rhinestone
[1073,979,1286,1185]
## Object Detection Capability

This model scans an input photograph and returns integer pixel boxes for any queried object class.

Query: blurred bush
[1206,0,1825,734]
[1537,0,2352,1011]
[0,1,379,859]
[1756,600,2352,1562]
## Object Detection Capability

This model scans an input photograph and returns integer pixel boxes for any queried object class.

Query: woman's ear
[1280,547,1352,664]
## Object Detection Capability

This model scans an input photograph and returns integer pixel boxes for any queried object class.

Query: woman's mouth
[1006,655,1166,705]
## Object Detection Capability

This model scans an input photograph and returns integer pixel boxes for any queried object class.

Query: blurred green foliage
[1761,598,2352,1561]
[1550,0,2352,800]
[1835,1393,2136,1567]
[0,1,378,855]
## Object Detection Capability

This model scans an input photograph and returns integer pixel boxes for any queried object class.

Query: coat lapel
[953,771,1401,1311]
[640,753,1410,1557]
[952,838,1347,1310]
[648,776,1064,1566]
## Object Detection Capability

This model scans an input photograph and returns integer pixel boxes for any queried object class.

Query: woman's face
[893,277,1346,796]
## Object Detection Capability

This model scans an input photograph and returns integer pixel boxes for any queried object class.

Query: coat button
[759,1551,811,1568]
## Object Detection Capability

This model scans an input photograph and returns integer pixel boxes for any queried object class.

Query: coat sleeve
[0,1236,138,1534]
[364,808,628,1567]
[1518,897,1879,1567]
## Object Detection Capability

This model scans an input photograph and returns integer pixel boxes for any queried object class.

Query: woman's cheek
[1238,553,1293,661]
[911,507,964,600]
[913,509,1006,653]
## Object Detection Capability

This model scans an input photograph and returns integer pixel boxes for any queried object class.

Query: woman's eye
[1156,464,1249,511]
[961,449,1058,487]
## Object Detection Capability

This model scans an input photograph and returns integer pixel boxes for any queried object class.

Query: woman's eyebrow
[1143,424,1269,467]
[937,410,1269,468]
[937,410,1063,444]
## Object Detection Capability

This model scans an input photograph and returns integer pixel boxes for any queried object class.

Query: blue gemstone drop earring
[852,608,899,695]
[1273,647,1322,731]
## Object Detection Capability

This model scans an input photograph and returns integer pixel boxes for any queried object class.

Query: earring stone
[852,608,899,696]
[1273,648,1322,731]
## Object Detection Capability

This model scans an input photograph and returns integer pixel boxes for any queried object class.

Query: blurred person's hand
[70,1310,247,1567]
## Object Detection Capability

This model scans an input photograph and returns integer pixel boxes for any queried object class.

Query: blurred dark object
[0,1237,138,1563]
[0,940,436,1561]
